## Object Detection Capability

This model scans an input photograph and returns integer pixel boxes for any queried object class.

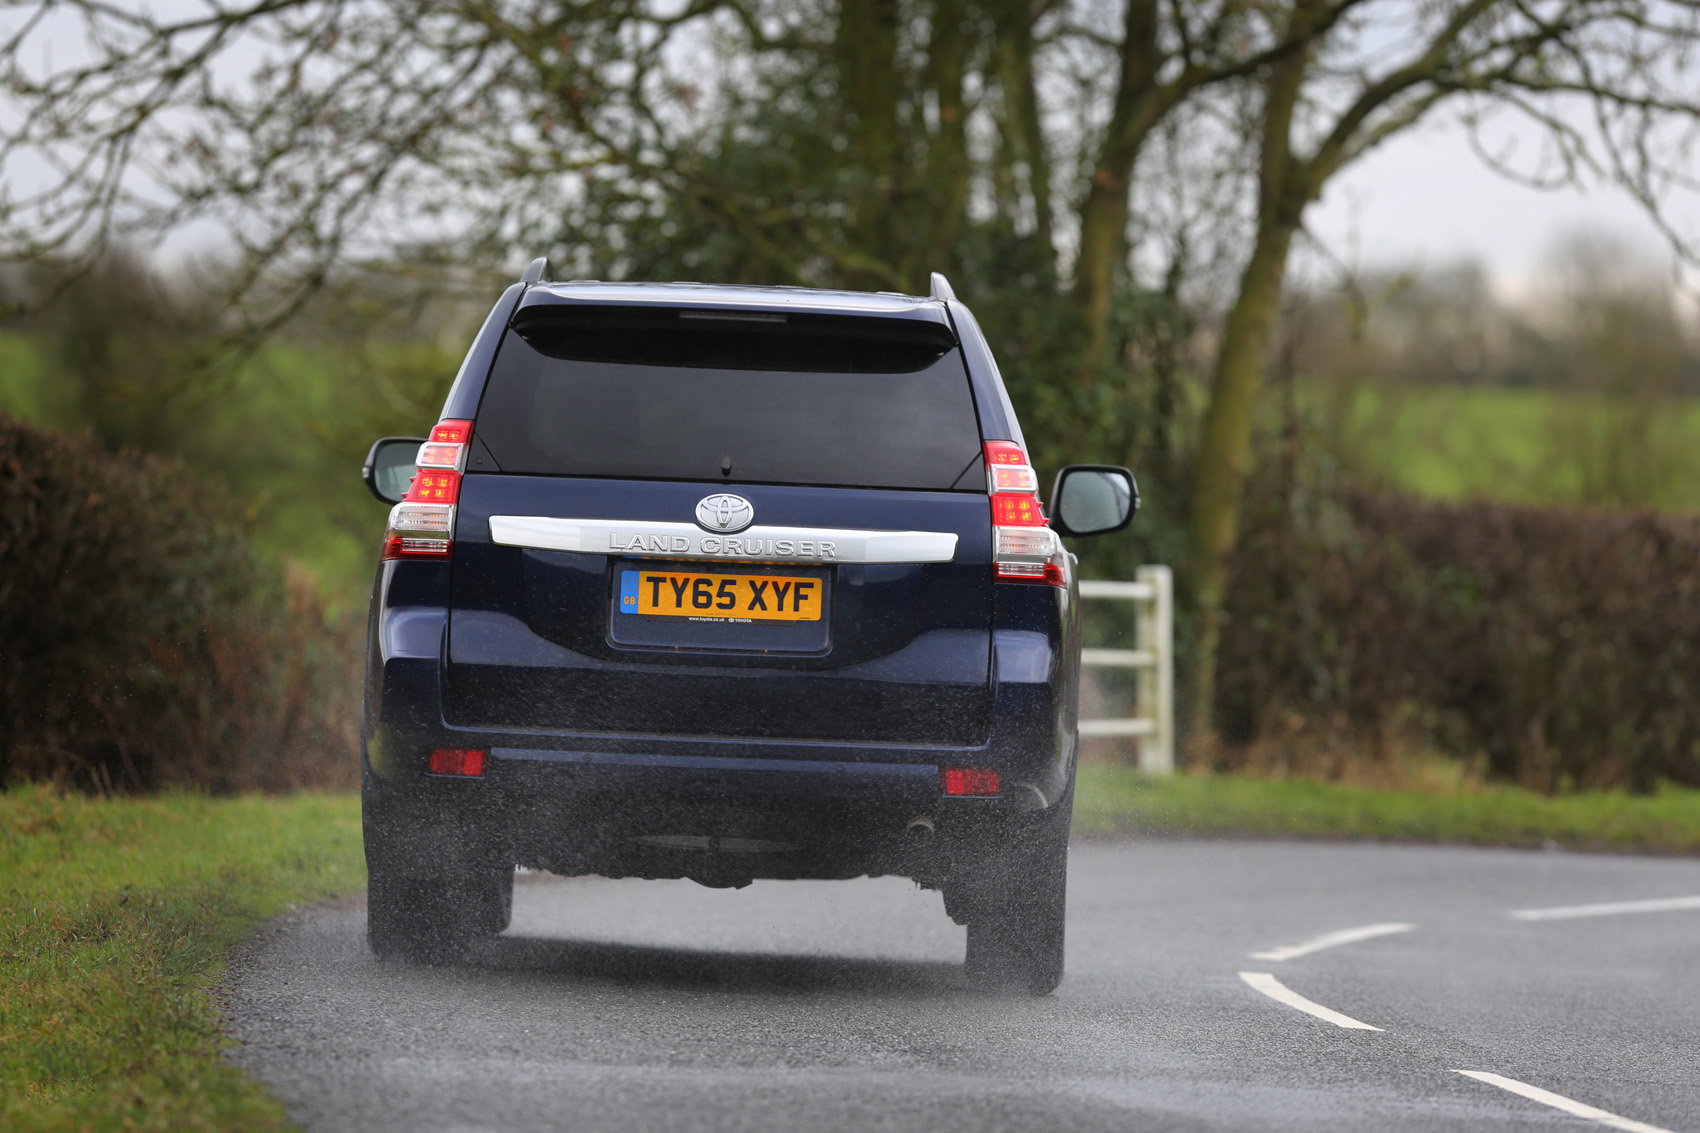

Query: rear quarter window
[473,308,986,491]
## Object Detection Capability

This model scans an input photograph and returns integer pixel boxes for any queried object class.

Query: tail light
[985,441,1065,586]
[382,418,473,561]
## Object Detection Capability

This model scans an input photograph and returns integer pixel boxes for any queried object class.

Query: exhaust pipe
[905,816,936,845]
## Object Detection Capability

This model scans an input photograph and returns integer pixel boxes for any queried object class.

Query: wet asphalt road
[225,840,1700,1132]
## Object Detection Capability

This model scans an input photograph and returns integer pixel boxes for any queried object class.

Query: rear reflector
[427,748,487,777]
[942,767,1000,796]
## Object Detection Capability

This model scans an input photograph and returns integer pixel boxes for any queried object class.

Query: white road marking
[1509,895,1700,922]
[1238,972,1383,1030]
[1249,922,1415,961]
[1455,1071,1680,1133]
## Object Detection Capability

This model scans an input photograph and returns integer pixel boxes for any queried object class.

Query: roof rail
[521,256,550,284]
[929,272,957,302]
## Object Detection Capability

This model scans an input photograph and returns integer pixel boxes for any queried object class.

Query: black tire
[366,861,513,964]
[963,786,1072,996]
[362,760,513,963]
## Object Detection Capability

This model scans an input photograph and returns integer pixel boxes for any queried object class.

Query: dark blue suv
[360,261,1136,994]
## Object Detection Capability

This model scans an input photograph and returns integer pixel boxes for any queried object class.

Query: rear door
[442,303,994,747]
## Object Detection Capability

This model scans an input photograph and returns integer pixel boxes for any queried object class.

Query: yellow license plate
[619,570,825,622]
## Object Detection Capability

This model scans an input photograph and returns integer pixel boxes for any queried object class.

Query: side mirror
[363,437,426,505]
[1050,465,1138,538]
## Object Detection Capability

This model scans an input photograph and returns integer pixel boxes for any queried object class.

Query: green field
[1324,382,1700,512]
[0,788,365,1131]
[1075,763,1700,854]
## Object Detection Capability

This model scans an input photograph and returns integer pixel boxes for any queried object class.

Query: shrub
[0,415,358,792]
[1218,485,1700,792]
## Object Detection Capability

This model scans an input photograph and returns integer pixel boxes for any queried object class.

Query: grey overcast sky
[1303,112,1700,304]
[127,110,1700,321]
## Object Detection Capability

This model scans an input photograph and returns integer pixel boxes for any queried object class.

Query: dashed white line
[1249,922,1415,961]
[1456,1071,1680,1133]
[1509,895,1700,922]
[1238,972,1383,1030]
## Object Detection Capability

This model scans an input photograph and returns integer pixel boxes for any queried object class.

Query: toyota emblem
[695,493,754,533]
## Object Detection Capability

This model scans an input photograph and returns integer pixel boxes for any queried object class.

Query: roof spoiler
[521,257,957,302]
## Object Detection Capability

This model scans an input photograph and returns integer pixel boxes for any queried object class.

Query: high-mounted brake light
[383,418,473,561]
[984,441,1065,586]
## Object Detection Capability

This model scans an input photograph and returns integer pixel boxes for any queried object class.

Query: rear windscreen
[473,308,986,490]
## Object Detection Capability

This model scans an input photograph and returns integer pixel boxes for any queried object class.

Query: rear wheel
[362,771,513,963]
[961,785,1072,996]
[367,863,513,963]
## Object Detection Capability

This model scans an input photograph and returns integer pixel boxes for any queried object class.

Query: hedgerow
[1219,485,1700,791]
[0,414,358,791]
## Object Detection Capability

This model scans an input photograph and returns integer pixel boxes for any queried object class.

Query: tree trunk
[1187,220,1297,739]
[1073,174,1129,375]
[1185,16,1316,741]
[1148,235,1188,474]
[1071,0,1161,380]
[1190,219,1292,731]
[912,0,970,286]
[836,0,903,288]
[990,0,1055,271]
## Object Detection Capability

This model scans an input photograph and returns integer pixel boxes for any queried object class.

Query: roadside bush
[1218,484,1700,792]
[0,415,359,792]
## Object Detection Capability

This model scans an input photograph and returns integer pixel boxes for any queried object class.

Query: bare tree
[0,3,1312,323]
[1185,0,1700,733]
[1064,0,1362,378]
[1,0,828,323]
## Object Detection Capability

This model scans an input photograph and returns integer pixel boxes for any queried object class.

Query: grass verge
[0,787,364,1131]
[1075,762,1700,854]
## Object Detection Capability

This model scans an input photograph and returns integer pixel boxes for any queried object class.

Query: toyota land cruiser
[360,261,1137,994]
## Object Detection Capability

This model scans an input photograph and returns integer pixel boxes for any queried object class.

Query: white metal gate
[1077,566,1174,775]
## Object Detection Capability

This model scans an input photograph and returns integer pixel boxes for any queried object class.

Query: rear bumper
[362,571,1077,885]
[367,612,1074,798]
[365,744,987,885]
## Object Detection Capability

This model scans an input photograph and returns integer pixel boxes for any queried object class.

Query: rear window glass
[473,308,986,490]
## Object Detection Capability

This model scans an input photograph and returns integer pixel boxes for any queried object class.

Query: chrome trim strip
[488,516,958,564]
